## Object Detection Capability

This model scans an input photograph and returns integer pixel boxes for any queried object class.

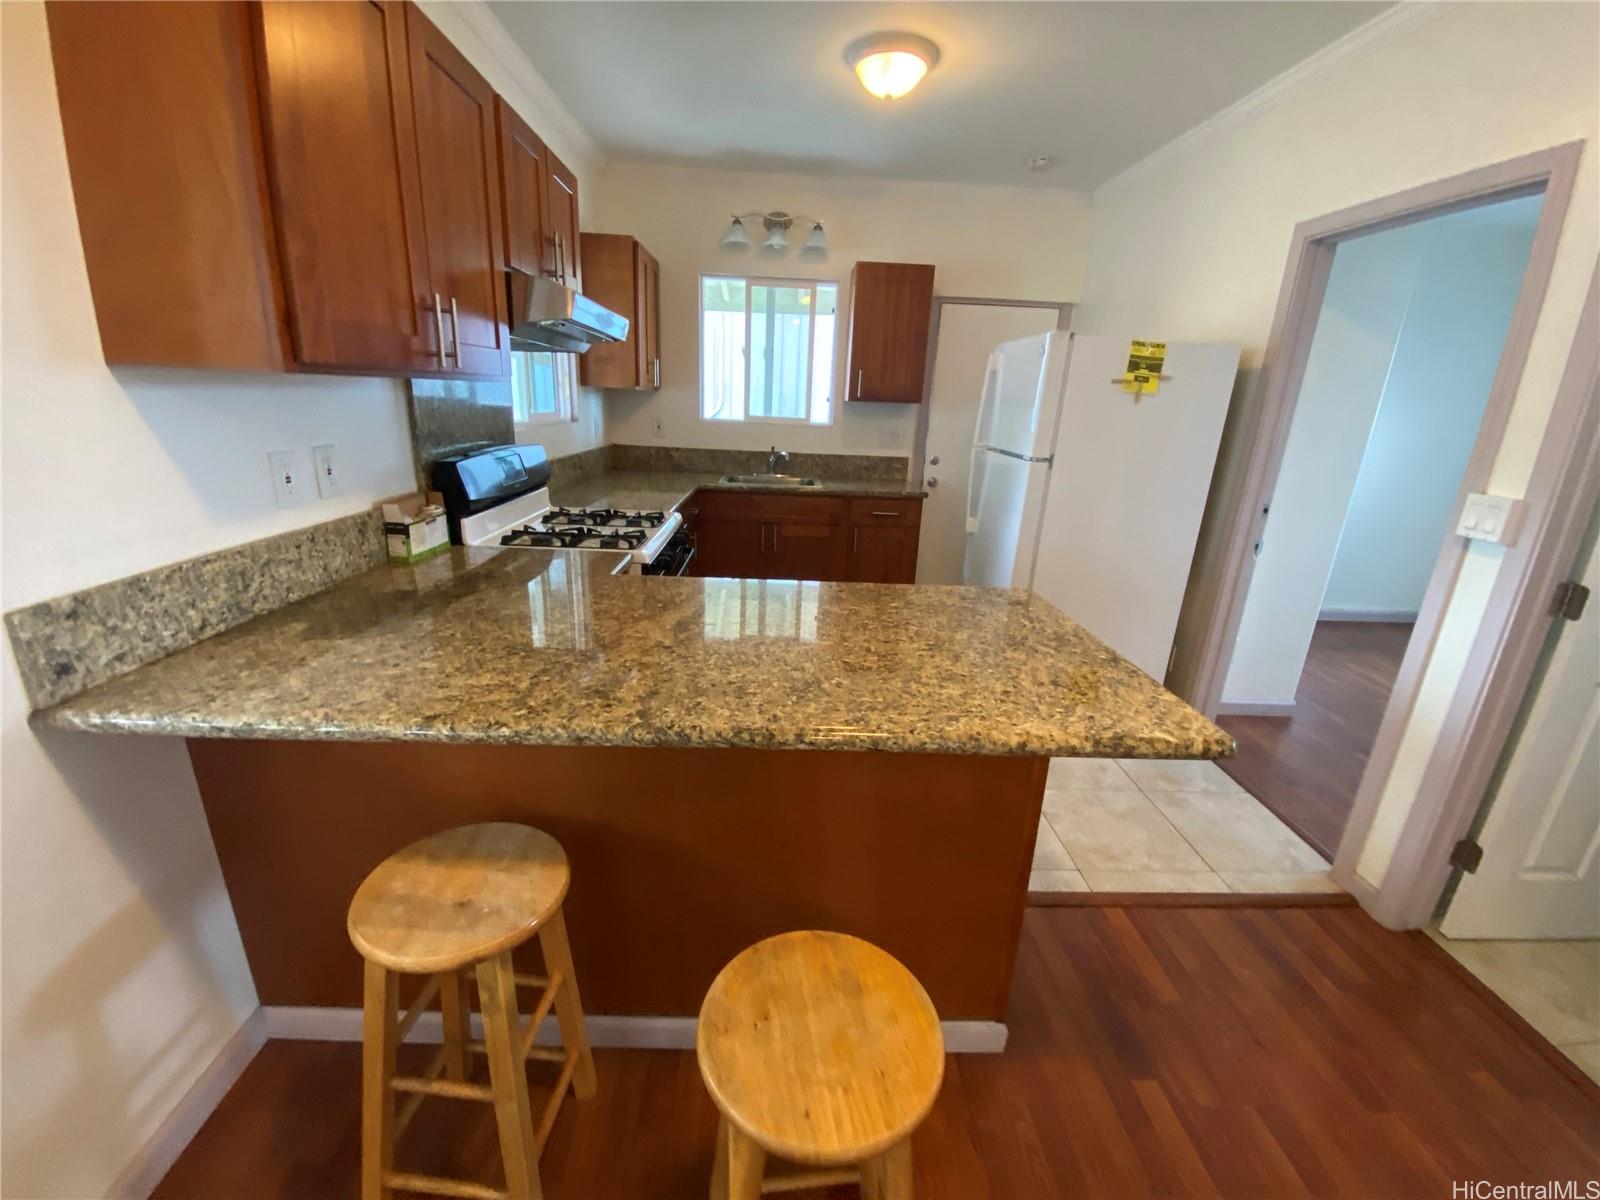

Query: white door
[1029,337,1240,679]
[1442,526,1600,939]
[918,304,1059,583]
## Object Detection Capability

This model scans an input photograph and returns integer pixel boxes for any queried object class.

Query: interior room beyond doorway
[1217,191,1545,864]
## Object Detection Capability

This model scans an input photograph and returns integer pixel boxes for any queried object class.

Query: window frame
[698,273,839,428]
[510,348,577,432]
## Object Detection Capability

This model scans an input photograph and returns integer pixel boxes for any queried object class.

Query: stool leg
[360,960,398,1200]
[438,969,470,1081]
[477,951,543,1200]
[538,906,597,1100]
[861,1139,913,1200]
[719,1120,765,1200]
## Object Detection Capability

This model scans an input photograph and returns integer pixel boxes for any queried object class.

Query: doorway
[1214,191,1546,861]
[914,300,1067,584]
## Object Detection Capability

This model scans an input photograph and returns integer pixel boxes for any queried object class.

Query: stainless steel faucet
[766,446,791,475]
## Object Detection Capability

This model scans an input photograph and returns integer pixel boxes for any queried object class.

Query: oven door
[643,531,694,576]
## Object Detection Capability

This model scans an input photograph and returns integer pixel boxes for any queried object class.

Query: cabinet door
[637,245,661,390]
[547,150,582,293]
[576,234,640,389]
[494,96,550,278]
[406,5,510,378]
[845,262,936,404]
[254,0,436,373]
[849,524,921,583]
[694,520,767,579]
[770,521,849,582]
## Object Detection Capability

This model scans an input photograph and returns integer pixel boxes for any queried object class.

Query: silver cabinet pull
[855,368,864,398]
[556,234,566,282]
[433,293,449,365]
[870,510,899,518]
[449,296,461,369]
[652,357,660,388]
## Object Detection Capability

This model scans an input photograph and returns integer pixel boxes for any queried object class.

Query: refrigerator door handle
[966,357,999,533]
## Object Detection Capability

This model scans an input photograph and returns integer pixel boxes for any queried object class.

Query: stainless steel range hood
[507,273,628,353]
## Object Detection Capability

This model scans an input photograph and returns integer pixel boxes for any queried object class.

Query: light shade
[802,222,828,253]
[845,32,940,100]
[762,224,789,251]
[720,217,751,248]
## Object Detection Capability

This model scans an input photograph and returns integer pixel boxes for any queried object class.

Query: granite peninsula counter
[36,547,1229,1040]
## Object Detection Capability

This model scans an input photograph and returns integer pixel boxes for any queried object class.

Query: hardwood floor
[1218,621,1413,861]
[156,906,1599,1199]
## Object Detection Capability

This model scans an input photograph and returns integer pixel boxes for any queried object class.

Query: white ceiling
[489,1,1391,191]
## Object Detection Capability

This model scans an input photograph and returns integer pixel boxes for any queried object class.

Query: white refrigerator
[962,331,1240,680]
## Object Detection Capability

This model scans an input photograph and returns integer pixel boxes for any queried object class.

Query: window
[511,350,575,428]
[701,275,837,425]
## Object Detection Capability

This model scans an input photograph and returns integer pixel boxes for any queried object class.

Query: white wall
[0,3,595,1194]
[1222,221,1427,706]
[1323,197,1543,616]
[1074,0,1599,888]
[592,161,1092,456]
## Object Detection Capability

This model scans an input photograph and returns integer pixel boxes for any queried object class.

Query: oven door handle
[672,543,697,576]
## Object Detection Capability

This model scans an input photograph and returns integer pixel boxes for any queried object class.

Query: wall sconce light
[721,211,827,256]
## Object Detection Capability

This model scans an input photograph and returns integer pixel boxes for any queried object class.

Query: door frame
[911,297,1074,486]
[1176,140,1586,923]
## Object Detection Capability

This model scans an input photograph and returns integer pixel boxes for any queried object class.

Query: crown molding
[1096,2,1463,197]
[420,0,607,176]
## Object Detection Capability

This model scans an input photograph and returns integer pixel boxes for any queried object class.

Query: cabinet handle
[652,357,660,388]
[855,368,864,398]
[852,527,859,555]
[556,234,566,282]
[449,296,461,369]
[870,510,899,518]
[433,293,450,366]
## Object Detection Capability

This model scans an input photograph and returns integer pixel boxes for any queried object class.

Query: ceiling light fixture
[1026,155,1056,173]
[720,211,827,256]
[845,32,940,100]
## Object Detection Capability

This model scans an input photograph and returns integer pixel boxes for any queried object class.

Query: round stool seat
[347,822,569,973]
[697,930,944,1166]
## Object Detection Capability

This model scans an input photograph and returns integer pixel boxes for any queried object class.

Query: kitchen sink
[719,473,818,487]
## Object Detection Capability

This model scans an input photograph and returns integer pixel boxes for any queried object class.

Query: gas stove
[432,444,692,576]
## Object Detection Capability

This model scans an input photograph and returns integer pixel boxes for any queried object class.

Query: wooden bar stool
[697,931,944,1200]
[347,822,597,1200]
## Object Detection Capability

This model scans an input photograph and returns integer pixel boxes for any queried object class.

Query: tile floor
[1030,757,1340,895]
[1428,932,1600,1084]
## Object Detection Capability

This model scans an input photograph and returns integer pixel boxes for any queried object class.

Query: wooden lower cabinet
[691,492,921,583]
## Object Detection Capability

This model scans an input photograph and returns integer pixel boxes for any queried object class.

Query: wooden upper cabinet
[494,97,552,278]
[253,0,437,374]
[844,262,936,404]
[47,1,291,371]
[546,151,582,294]
[578,234,660,390]
[405,6,510,378]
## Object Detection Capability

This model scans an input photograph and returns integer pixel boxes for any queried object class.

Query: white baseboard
[1318,607,1418,623]
[108,1007,268,1200]
[1215,699,1298,717]
[263,1006,1008,1054]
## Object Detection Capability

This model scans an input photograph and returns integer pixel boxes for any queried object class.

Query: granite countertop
[33,547,1230,758]
[550,470,927,514]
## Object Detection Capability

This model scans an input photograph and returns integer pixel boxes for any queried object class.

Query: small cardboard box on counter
[380,492,449,565]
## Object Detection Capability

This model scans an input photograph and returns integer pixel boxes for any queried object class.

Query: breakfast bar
[35,547,1229,1036]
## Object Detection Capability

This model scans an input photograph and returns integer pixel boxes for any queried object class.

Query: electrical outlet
[267,449,302,508]
[312,443,341,498]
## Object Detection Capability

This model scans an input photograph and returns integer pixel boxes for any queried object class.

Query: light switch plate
[312,443,341,499]
[267,449,301,509]
[1455,492,1522,546]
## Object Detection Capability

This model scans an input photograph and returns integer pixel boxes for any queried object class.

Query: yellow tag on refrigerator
[1122,340,1166,394]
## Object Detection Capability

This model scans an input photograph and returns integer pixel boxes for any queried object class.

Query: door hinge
[1551,579,1590,621]
[1449,838,1483,873]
